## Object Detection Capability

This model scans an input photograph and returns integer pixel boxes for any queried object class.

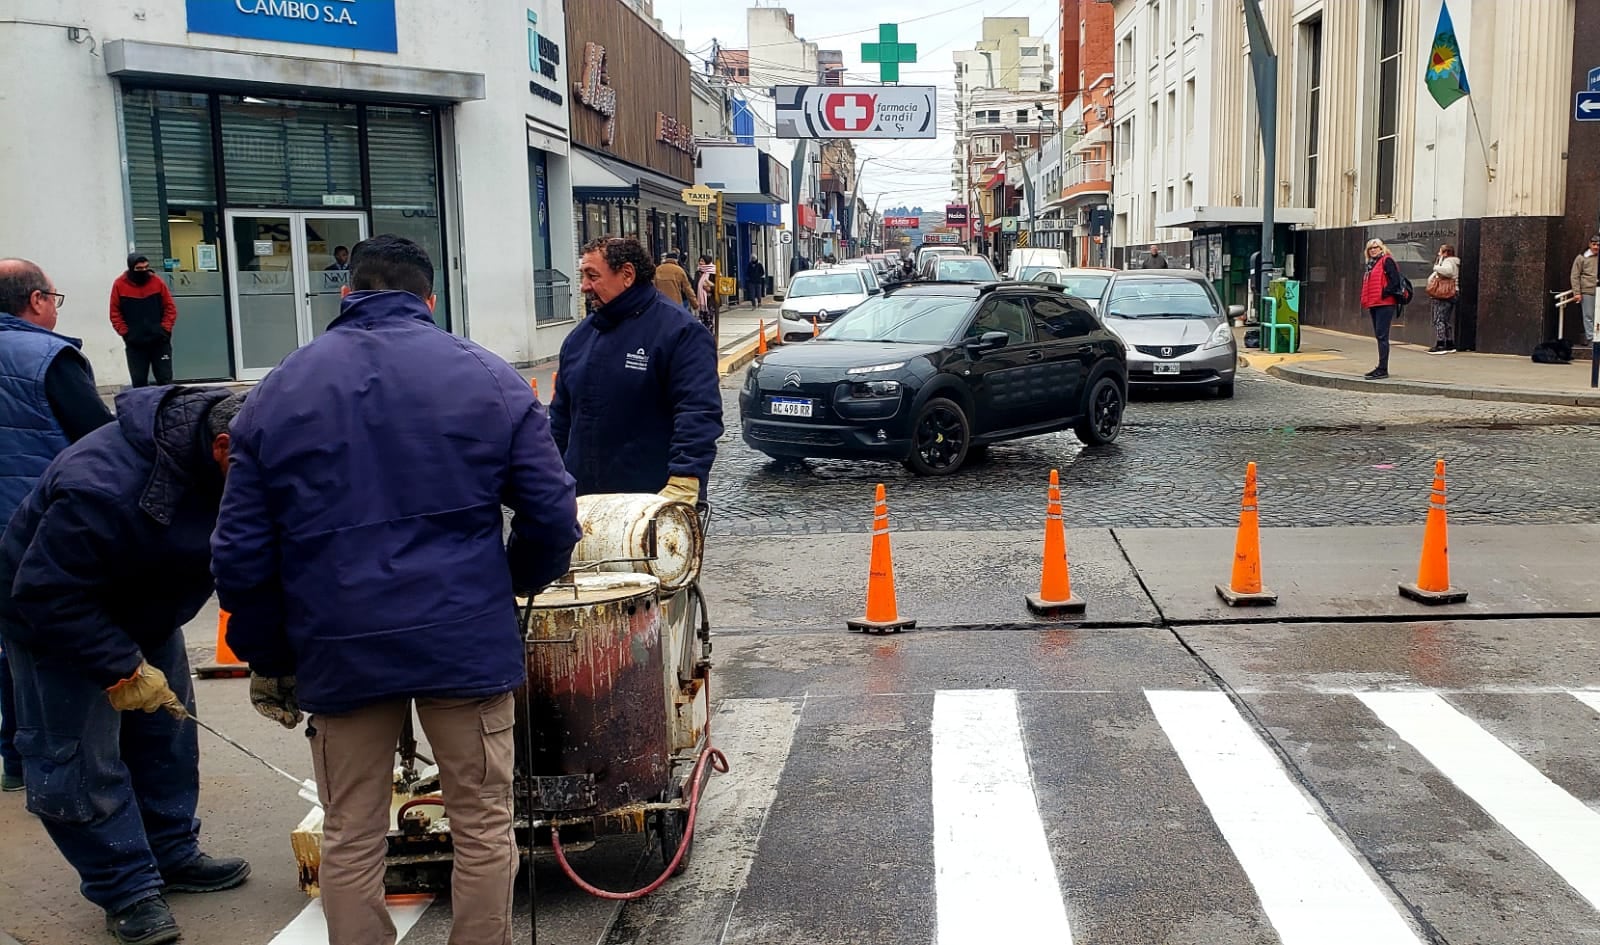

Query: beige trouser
[310,692,517,945]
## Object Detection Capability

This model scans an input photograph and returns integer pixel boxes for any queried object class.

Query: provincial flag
[1425,0,1470,110]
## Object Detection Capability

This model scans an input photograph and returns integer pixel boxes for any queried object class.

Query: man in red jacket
[109,254,178,386]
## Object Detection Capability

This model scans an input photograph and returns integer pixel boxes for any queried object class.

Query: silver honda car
[1094,269,1242,398]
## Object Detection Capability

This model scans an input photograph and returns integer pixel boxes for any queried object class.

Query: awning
[1156,205,1316,229]
[572,149,692,205]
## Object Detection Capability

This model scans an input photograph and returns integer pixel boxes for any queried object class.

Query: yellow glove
[659,476,700,505]
[106,661,187,719]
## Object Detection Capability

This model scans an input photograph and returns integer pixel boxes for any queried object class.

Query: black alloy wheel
[903,398,971,475]
[1074,375,1124,446]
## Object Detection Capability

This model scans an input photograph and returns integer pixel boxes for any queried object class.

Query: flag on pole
[1425,0,1470,110]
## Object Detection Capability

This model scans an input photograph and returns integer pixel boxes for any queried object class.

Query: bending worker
[213,235,581,945]
[554,236,723,500]
[0,387,248,945]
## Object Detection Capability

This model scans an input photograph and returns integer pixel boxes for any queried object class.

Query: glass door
[226,210,367,379]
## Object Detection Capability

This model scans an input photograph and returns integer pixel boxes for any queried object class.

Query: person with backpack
[1360,238,1408,379]
[1426,244,1460,354]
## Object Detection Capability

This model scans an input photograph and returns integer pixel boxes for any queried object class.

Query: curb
[1267,362,1600,408]
[716,323,776,376]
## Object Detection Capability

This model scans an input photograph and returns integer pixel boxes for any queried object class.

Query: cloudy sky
[650,0,1059,214]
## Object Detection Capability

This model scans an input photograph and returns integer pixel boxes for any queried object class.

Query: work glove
[105,661,187,719]
[250,674,303,729]
[659,476,700,505]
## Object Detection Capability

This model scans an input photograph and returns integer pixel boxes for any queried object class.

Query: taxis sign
[680,186,720,207]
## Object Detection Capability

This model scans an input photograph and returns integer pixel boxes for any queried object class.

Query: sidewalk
[1246,326,1600,408]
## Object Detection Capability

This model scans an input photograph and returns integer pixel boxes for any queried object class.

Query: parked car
[778,268,873,341]
[740,282,1127,475]
[915,244,968,272]
[923,255,999,282]
[1028,267,1116,312]
[837,260,884,296]
[1093,269,1241,398]
[1004,247,1071,280]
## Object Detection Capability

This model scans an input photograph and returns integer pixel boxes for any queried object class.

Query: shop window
[122,88,230,381]
[219,97,361,209]
[584,203,607,244]
[367,105,449,328]
[621,206,640,238]
[528,149,569,325]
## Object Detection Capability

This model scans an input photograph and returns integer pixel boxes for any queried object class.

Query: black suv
[738,282,1127,475]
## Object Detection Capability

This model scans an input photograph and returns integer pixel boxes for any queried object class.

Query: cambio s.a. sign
[186,0,398,53]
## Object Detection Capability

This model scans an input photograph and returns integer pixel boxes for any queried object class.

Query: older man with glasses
[0,258,114,795]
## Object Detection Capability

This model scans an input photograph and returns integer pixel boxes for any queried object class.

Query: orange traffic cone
[529,377,540,401]
[757,319,768,356]
[1400,459,1468,604]
[847,483,915,634]
[1215,462,1278,606]
[812,316,819,338]
[195,609,250,679]
[1027,469,1085,616]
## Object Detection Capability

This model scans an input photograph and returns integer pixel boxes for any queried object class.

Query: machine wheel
[655,793,693,876]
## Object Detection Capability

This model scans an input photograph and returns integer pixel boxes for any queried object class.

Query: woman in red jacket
[1360,238,1404,379]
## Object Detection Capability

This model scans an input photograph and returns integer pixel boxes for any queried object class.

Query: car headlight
[846,361,906,375]
[852,379,901,397]
[1203,323,1234,350]
[780,308,799,320]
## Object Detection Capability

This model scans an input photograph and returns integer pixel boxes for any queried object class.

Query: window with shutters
[219,96,361,208]
[367,105,449,328]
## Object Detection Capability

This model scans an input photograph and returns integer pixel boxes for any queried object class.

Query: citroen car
[778,268,872,342]
[1094,269,1241,397]
[739,282,1127,475]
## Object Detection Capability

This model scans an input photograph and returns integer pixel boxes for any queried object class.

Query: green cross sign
[861,24,917,83]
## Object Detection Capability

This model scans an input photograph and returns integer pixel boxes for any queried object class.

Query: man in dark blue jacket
[0,385,248,945]
[0,258,116,794]
[212,235,581,945]
[553,237,723,501]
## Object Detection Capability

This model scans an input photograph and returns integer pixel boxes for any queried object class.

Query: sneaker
[1425,343,1444,354]
[161,853,250,893]
[1364,368,1389,380]
[105,895,179,945]
[1443,344,1457,353]
[1,769,22,793]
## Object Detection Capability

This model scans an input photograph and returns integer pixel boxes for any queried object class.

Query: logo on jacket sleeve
[625,347,650,372]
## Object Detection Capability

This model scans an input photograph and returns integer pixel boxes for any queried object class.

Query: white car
[1028,267,1116,313]
[915,245,967,272]
[835,260,884,296]
[778,268,872,341]
[1004,247,1071,279]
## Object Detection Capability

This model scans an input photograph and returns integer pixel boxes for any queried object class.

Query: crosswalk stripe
[1359,691,1600,912]
[1148,690,1423,945]
[1571,690,1600,717]
[932,689,1072,944]
[266,894,432,944]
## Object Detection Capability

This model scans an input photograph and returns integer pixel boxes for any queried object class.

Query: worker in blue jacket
[0,386,248,945]
[212,235,581,945]
[552,236,723,501]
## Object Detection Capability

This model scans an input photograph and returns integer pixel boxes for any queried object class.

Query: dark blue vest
[0,314,82,527]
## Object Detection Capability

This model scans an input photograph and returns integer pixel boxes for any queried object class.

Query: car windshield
[935,259,998,281]
[1018,266,1053,280]
[822,295,973,344]
[1104,279,1217,318]
[1060,274,1110,299]
[787,273,862,297]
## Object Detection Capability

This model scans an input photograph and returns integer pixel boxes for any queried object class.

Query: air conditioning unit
[1071,123,1087,135]
[1094,105,1109,121]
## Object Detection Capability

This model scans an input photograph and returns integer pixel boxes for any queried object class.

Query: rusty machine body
[291,495,714,895]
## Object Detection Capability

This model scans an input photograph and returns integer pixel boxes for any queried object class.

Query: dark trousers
[7,632,200,912]
[0,647,18,775]
[124,337,173,388]
[1369,305,1396,371]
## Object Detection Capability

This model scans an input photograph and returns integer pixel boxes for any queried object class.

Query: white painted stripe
[1361,691,1600,911]
[1148,690,1422,945]
[267,895,432,944]
[1571,690,1600,717]
[933,689,1072,944]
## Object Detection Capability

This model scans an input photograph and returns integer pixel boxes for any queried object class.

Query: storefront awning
[104,40,484,103]
[572,149,692,205]
[1156,205,1316,229]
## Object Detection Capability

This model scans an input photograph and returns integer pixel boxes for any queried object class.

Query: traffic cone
[1027,469,1085,616]
[757,319,768,356]
[1215,462,1278,606]
[530,377,540,401]
[195,609,250,679]
[847,483,915,634]
[812,316,819,338]
[1400,459,1469,604]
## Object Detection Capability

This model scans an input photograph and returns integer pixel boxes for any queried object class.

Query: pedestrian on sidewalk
[1426,244,1460,354]
[109,255,177,387]
[746,257,766,308]
[0,386,248,945]
[0,259,115,796]
[553,237,722,503]
[1144,244,1169,269]
[1360,238,1405,379]
[654,252,695,311]
[214,235,581,945]
[694,254,720,336]
[1572,235,1598,347]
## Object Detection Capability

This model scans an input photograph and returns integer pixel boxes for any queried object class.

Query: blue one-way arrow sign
[1578,91,1600,121]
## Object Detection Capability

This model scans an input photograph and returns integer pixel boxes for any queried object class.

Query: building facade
[0,0,582,380]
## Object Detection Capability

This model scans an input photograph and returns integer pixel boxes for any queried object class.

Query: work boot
[105,895,179,945]
[1,767,22,792]
[161,853,250,893]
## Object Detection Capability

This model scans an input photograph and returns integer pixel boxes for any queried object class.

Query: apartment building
[1111,0,1591,354]
[1057,0,1118,266]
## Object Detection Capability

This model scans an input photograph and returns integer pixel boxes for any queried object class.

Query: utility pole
[1241,0,1278,310]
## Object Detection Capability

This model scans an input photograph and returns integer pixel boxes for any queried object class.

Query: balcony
[1061,163,1111,201]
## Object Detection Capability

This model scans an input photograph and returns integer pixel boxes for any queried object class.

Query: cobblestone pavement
[708,369,1600,536]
